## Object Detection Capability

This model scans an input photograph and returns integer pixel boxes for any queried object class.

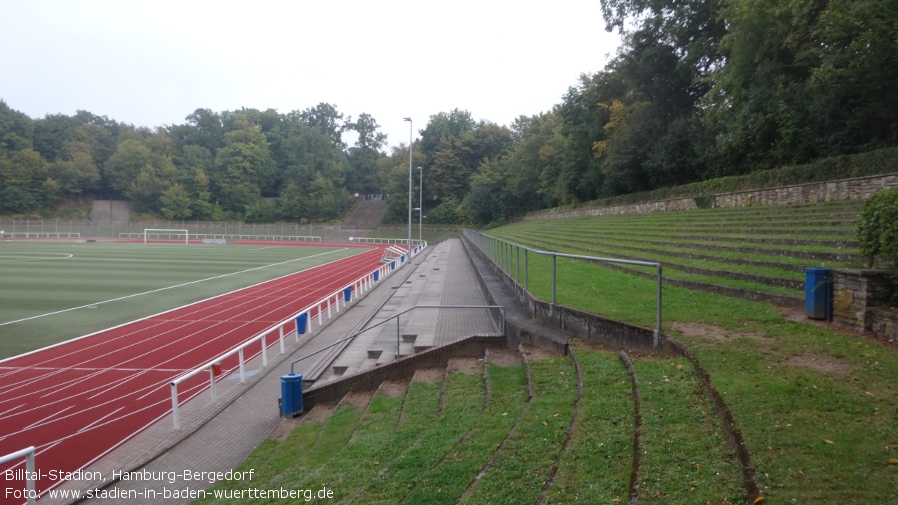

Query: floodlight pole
[418,166,423,243]
[404,117,413,258]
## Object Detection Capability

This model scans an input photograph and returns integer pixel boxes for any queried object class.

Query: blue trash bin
[296,313,308,335]
[344,286,352,302]
[805,267,833,320]
[280,373,303,417]
[373,270,379,282]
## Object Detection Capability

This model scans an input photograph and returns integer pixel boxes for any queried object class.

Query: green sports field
[0,241,363,360]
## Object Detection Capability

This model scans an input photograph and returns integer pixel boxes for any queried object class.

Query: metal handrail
[464,229,663,346]
[289,305,505,374]
[167,242,429,430]
[0,446,36,503]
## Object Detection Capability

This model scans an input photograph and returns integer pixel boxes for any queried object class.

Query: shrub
[857,187,898,271]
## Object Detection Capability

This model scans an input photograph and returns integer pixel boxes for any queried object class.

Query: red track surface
[0,243,389,502]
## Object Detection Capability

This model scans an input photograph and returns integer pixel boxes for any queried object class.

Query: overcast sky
[1,0,621,148]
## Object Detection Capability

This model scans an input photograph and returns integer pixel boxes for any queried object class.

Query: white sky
[1,0,620,149]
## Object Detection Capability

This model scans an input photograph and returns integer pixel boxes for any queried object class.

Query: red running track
[0,243,390,501]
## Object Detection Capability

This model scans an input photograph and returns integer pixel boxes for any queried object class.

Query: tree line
[2,0,896,225]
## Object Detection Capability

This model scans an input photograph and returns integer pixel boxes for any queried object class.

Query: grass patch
[353,370,486,504]
[399,363,528,504]
[633,357,745,503]
[540,346,634,504]
[459,355,577,504]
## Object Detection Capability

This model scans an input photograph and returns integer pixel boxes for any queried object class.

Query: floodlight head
[403,117,412,122]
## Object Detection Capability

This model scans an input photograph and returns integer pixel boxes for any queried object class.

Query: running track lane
[0,243,391,501]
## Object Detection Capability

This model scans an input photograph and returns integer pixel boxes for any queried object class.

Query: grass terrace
[493,200,866,304]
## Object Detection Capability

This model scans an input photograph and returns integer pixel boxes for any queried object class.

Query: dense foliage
[0,103,385,222]
[858,187,898,271]
[1,0,896,224]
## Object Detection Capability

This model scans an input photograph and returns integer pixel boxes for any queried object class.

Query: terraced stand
[196,340,751,505]
[496,200,866,307]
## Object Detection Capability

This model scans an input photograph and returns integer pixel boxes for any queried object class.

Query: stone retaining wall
[833,269,896,341]
[523,172,898,220]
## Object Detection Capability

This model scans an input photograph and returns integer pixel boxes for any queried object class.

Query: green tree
[104,138,155,197]
[190,168,213,220]
[345,112,387,192]
[127,155,177,213]
[160,183,193,219]
[0,100,34,154]
[211,114,275,214]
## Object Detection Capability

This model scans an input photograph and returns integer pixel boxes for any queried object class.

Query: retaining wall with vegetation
[522,173,898,221]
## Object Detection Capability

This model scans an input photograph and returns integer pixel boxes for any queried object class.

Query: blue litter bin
[296,313,308,335]
[344,286,352,302]
[373,270,379,282]
[280,373,303,417]
[805,267,833,320]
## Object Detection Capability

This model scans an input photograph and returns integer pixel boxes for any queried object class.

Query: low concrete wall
[461,234,663,353]
[302,335,504,410]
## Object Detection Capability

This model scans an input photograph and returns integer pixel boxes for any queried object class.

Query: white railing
[0,232,81,238]
[168,242,427,429]
[118,233,323,242]
[350,237,424,245]
[0,446,36,504]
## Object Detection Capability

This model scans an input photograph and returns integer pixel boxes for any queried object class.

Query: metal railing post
[552,254,557,304]
[209,367,216,403]
[396,315,401,359]
[656,264,663,347]
[524,249,529,290]
[170,384,180,430]
[239,348,246,382]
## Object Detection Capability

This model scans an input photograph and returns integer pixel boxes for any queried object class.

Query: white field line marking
[78,407,124,433]
[0,366,187,372]
[87,369,150,400]
[0,248,348,328]
[0,369,67,396]
[39,369,109,398]
[0,253,73,262]
[0,403,25,416]
[34,397,175,498]
[20,405,75,431]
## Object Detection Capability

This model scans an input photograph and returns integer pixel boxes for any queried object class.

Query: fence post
[655,264,663,347]
[209,367,216,403]
[261,334,268,367]
[279,325,285,353]
[552,254,557,305]
[25,449,35,504]
[525,249,529,290]
[171,383,180,430]
[239,348,246,382]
